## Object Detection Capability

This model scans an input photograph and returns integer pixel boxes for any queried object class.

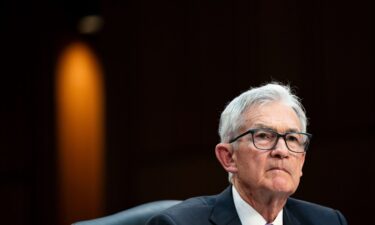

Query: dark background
[1,0,373,225]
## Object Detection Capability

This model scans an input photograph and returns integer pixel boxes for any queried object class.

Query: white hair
[219,82,307,142]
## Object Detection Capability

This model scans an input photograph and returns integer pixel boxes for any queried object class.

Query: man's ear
[215,143,238,173]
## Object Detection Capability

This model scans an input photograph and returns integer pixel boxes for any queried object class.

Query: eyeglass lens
[252,129,308,152]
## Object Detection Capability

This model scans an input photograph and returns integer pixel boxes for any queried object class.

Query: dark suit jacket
[146,186,347,225]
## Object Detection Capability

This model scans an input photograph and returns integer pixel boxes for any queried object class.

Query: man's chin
[268,177,296,195]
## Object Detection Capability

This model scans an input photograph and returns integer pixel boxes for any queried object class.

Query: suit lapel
[210,186,242,225]
[283,199,302,225]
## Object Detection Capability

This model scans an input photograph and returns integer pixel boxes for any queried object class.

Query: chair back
[72,200,181,225]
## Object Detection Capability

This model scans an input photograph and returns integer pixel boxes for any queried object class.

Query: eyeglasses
[229,128,312,153]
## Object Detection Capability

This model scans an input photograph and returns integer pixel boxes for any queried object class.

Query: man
[146,83,347,225]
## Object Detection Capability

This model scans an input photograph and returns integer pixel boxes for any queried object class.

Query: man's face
[231,102,306,197]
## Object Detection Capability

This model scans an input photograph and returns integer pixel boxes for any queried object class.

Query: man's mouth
[268,167,290,174]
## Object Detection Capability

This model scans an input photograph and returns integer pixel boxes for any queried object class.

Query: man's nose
[270,137,289,158]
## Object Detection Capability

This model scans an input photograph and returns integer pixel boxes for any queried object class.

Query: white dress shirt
[232,186,283,225]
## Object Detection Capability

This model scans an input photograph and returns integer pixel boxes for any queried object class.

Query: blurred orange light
[56,42,105,225]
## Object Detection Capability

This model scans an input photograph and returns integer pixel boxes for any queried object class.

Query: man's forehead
[242,103,301,131]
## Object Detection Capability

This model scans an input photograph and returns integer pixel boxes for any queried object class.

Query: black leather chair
[72,200,181,225]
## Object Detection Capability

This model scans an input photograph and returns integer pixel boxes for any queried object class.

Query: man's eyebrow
[251,123,300,133]
[285,128,299,133]
[251,123,275,130]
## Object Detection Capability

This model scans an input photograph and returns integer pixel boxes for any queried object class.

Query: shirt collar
[232,185,283,225]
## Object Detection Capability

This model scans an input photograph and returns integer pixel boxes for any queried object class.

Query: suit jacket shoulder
[284,198,348,225]
[146,187,241,225]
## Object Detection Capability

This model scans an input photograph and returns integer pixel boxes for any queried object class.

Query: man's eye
[286,134,299,142]
[255,132,273,139]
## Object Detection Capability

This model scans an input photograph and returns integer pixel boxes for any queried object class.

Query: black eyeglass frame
[229,128,312,153]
